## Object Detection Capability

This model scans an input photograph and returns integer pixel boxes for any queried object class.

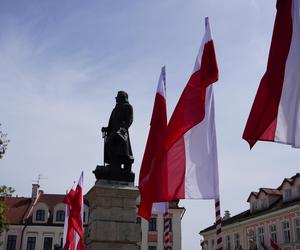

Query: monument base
[93,165,135,182]
[85,180,141,250]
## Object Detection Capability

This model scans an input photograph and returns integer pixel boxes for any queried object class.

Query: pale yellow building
[200,173,300,250]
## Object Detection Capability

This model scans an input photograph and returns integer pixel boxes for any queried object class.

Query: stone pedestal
[85,180,141,250]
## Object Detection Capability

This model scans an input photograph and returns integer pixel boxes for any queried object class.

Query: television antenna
[33,174,48,186]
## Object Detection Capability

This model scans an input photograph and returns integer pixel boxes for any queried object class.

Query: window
[26,237,36,250]
[257,226,264,244]
[297,186,300,197]
[247,229,256,250]
[149,218,157,231]
[234,233,240,249]
[284,189,292,202]
[210,239,215,250]
[269,224,277,242]
[43,237,52,250]
[282,221,291,243]
[36,209,45,221]
[148,246,157,250]
[56,210,65,222]
[261,198,268,209]
[251,201,257,211]
[295,218,300,241]
[225,235,231,250]
[6,235,17,250]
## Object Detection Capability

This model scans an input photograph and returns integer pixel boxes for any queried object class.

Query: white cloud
[0,1,298,249]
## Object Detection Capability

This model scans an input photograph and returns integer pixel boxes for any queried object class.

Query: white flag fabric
[243,0,300,148]
[139,17,220,219]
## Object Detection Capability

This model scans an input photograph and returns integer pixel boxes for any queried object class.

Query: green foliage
[0,185,15,236]
[0,124,10,159]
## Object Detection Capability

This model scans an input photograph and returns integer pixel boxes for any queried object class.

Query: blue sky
[1,1,300,249]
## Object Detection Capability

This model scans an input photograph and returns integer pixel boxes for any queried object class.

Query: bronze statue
[102,90,134,171]
[94,91,135,182]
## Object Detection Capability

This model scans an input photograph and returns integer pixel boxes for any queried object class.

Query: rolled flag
[63,172,85,250]
[138,66,169,220]
[63,187,75,250]
[140,17,220,220]
[243,0,300,148]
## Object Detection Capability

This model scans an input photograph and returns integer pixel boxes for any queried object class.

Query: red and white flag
[270,238,280,250]
[139,17,219,219]
[243,0,300,148]
[138,66,169,220]
[63,172,85,250]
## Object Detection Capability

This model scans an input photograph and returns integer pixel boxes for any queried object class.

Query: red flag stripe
[243,0,293,148]
[149,39,218,202]
[138,67,167,220]
[64,173,85,250]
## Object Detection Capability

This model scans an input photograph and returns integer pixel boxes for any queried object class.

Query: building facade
[138,202,185,250]
[1,184,185,250]
[0,184,89,250]
[200,173,300,250]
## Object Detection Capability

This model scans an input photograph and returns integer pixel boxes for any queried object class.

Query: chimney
[223,210,231,220]
[31,184,40,199]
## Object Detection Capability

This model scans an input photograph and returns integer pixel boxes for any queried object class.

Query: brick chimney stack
[31,183,40,199]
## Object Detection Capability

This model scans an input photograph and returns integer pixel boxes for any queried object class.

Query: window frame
[43,237,53,250]
[234,233,240,249]
[269,224,277,243]
[257,226,264,244]
[225,235,231,250]
[297,186,300,197]
[210,239,215,250]
[35,209,46,221]
[282,221,291,243]
[6,235,17,250]
[148,217,157,232]
[247,228,256,250]
[295,218,300,242]
[55,210,65,222]
[251,201,257,212]
[26,236,36,250]
[284,189,292,202]
[261,198,268,209]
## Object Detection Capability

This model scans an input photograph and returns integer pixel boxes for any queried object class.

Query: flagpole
[215,198,223,250]
[163,211,172,250]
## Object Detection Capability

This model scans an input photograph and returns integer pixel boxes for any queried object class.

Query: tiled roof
[4,197,33,224]
[4,192,88,226]
[278,173,300,189]
[246,173,300,202]
[247,189,282,202]
[38,193,65,206]
[260,188,282,196]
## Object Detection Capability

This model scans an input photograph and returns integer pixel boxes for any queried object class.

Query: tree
[0,186,15,237]
[0,124,9,159]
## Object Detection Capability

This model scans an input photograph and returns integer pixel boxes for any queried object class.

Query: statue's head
[116,91,129,103]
